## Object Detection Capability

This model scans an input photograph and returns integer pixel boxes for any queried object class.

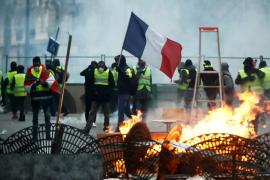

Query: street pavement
[1,110,270,141]
[0,111,168,140]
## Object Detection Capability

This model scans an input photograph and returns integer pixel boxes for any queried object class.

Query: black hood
[114,55,127,67]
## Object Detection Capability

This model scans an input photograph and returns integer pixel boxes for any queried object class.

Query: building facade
[0,0,79,72]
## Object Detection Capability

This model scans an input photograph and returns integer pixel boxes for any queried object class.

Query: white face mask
[98,67,104,72]
[34,66,40,72]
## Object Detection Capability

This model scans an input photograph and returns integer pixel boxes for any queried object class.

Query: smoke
[1,0,270,83]
[64,0,270,83]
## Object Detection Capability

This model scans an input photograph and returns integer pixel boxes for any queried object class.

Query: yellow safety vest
[94,69,109,85]
[14,74,27,97]
[239,70,263,95]
[260,67,270,90]
[6,71,17,94]
[31,67,50,92]
[0,70,2,96]
[126,68,132,78]
[136,67,152,92]
[177,69,189,90]
[111,68,118,86]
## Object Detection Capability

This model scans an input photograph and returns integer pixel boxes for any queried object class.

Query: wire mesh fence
[1,123,99,154]
[3,55,270,84]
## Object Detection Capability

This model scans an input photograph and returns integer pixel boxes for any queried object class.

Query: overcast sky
[56,0,270,83]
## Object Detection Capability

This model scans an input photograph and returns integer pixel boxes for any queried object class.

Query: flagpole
[56,34,72,127]
[117,12,134,66]
[51,34,72,154]
[117,49,124,66]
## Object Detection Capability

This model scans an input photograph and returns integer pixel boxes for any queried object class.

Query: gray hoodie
[222,62,234,94]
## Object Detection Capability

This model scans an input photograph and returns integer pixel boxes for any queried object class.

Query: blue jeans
[117,94,132,130]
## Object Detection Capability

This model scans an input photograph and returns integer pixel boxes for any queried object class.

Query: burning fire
[145,144,162,158]
[119,110,143,134]
[165,124,182,143]
[168,92,265,144]
[114,159,126,173]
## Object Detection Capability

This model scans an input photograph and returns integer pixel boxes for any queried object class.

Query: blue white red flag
[122,12,182,79]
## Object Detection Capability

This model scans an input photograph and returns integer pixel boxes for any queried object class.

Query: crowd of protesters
[1,55,270,137]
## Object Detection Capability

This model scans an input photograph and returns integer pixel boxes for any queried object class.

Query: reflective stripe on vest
[31,67,42,78]
[111,68,118,86]
[138,67,151,92]
[31,66,50,92]
[203,65,212,69]
[14,74,27,96]
[6,71,17,94]
[177,69,189,90]
[94,69,109,85]
[260,67,270,90]
[126,68,132,78]
[0,70,2,96]
[239,70,263,94]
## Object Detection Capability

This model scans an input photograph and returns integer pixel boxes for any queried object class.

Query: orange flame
[119,110,142,134]
[145,144,162,158]
[162,125,182,154]
[180,92,263,143]
[165,124,182,142]
[114,159,126,173]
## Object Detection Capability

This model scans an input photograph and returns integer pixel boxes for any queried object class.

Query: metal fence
[3,55,270,84]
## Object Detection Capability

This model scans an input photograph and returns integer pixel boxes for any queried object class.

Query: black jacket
[235,68,265,85]
[117,65,132,95]
[80,66,96,99]
[187,65,197,88]
[201,66,219,95]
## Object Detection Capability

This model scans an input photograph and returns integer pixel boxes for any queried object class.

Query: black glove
[31,81,39,92]
[248,75,255,81]
[34,79,41,87]
[40,81,49,88]
[254,69,261,74]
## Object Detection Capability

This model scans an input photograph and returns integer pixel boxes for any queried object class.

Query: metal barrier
[0,122,161,179]
[1,122,270,179]
[3,55,270,84]
[1,123,99,154]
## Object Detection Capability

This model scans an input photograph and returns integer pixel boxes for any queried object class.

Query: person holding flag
[114,55,133,132]
[115,12,182,131]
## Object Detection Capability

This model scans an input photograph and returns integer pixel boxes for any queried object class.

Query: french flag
[122,12,182,79]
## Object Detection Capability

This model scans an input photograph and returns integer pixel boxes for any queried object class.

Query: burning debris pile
[99,122,161,179]
[1,92,270,179]
[155,92,270,179]
[161,133,270,179]
[98,91,270,179]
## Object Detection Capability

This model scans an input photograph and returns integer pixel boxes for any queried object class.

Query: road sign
[47,37,60,56]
